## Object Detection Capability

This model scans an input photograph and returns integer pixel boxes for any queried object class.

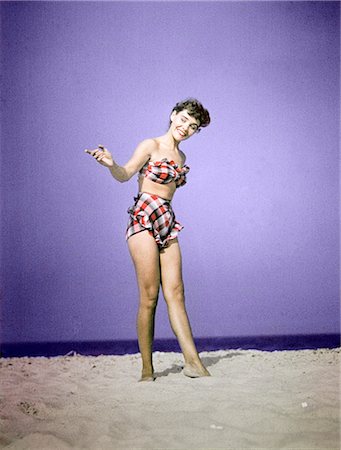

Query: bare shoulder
[179,149,187,165]
[131,138,159,163]
[138,138,159,152]
[123,138,159,177]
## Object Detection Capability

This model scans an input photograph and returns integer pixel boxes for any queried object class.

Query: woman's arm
[85,139,154,183]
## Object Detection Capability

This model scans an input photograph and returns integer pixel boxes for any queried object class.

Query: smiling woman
[174,112,199,136]
[85,98,211,381]
[169,98,210,134]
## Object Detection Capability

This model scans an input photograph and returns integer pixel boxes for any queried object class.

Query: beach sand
[1,348,339,449]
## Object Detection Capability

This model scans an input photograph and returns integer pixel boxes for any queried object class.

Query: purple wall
[1,2,339,344]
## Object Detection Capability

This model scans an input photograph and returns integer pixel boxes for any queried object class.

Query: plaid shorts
[126,192,183,248]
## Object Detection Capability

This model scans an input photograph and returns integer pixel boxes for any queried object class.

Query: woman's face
[170,109,200,141]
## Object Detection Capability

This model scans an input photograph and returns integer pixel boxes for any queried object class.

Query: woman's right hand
[84,145,114,168]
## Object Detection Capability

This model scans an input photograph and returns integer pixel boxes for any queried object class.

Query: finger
[98,144,108,153]
[94,150,104,157]
[85,149,99,156]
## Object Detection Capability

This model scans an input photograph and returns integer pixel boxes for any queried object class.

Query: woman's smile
[176,128,187,138]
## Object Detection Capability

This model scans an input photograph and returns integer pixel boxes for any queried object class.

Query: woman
[85,98,211,381]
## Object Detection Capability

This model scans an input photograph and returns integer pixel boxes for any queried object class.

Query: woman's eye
[190,125,198,131]
[181,117,186,122]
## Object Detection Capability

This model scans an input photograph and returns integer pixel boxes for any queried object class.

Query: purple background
[1,2,339,345]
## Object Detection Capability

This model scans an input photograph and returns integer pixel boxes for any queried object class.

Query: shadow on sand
[154,351,245,378]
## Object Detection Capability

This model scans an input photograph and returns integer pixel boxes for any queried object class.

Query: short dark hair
[171,98,211,128]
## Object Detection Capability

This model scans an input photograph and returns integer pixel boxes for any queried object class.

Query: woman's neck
[158,129,180,152]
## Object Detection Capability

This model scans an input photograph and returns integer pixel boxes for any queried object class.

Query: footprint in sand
[17,400,53,420]
[18,401,38,416]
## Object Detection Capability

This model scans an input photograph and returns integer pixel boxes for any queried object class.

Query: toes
[183,366,211,378]
[138,376,156,382]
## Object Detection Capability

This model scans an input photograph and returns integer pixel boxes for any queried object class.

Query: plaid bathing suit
[126,192,184,248]
[139,158,190,188]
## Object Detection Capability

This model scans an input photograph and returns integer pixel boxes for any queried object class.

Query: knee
[140,285,160,310]
[163,282,185,304]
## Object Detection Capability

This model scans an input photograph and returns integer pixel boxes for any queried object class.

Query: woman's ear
[170,110,177,122]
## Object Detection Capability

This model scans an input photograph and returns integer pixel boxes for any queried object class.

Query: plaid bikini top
[139,158,190,188]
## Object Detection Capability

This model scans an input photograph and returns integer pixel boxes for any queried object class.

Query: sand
[0,348,340,450]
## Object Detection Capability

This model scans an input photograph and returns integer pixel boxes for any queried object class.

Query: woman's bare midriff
[138,177,176,201]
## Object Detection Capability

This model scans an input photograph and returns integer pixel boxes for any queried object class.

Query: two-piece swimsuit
[126,158,190,248]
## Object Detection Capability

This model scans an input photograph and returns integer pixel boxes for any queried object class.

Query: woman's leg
[160,239,210,377]
[128,231,161,381]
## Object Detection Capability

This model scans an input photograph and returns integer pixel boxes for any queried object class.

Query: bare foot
[138,376,156,382]
[139,370,156,382]
[183,364,211,378]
